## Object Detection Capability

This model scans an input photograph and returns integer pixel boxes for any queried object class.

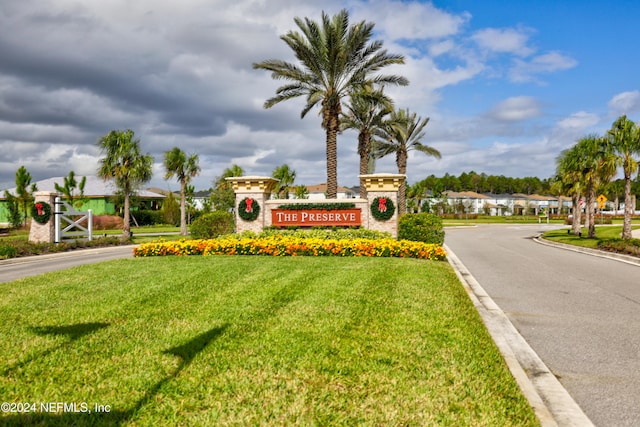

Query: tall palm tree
[374,108,441,214]
[607,115,640,239]
[253,9,408,198]
[566,135,617,238]
[97,129,153,240]
[164,147,201,236]
[341,84,394,198]
[554,147,584,235]
[272,164,296,199]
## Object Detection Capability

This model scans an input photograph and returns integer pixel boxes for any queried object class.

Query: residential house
[1,176,165,226]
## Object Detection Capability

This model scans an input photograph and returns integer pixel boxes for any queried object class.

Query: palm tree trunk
[358,131,370,198]
[572,194,582,235]
[180,181,187,236]
[326,114,339,199]
[123,192,131,240]
[397,150,407,215]
[587,188,597,238]
[622,175,633,239]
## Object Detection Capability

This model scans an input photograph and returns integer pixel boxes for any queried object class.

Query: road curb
[445,244,594,427]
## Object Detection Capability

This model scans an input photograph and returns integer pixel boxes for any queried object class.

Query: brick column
[226,176,278,234]
[360,174,405,238]
[28,192,58,243]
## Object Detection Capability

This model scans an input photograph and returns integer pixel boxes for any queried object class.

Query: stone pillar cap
[225,176,278,193]
[359,173,406,191]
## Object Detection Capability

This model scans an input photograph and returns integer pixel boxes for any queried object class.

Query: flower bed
[133,236,447,261]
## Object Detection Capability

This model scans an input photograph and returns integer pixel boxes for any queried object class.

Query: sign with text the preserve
[271,208,361,227]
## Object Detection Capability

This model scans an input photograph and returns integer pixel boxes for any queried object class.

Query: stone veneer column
[28,191,58,243]
[226,176,278,234]
[360,173,405,238]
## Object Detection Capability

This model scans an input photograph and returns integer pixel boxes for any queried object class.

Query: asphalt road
[445,224,640,427]
[0,245,135,283]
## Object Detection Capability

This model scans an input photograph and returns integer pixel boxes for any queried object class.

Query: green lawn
[542,225,640,249]
[0,256,538,426]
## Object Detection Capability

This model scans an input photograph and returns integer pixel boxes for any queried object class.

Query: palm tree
[97,129,153,240]
[253,9,408,199]
[566,135,617,238]
[607,115,640,239]
[553,147,584,235]
[341,84,394,198]
[374,108,441,214]
[272,164,296,199]
[294,185,309,199]
[164,147,201,236]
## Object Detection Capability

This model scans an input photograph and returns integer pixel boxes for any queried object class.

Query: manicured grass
[0,257,538,426]
[542,225,639,249]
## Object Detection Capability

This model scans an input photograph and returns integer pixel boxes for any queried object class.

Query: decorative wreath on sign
[370,196,395,221]
[238,197,260,221]
[31,201,52,224]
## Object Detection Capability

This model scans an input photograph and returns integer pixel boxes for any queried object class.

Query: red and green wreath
[238,197,260,221]
[31,201,52,224]
[370,196,395,221]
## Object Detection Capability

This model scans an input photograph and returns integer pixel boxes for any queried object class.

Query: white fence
[54,197,93,243]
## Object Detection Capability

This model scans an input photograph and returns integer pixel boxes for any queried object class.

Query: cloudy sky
[1,0,639,192]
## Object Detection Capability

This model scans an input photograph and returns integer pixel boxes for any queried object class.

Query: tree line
[411,172,554,196]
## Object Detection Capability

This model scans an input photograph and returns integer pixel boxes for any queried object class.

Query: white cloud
[510,51,577,83]
[487,96,541,122]
[471,27,535,57]
[353,0,470,41]
[556,112,600,130]
[608,91,640,115]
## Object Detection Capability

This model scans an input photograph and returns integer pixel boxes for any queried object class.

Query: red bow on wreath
[35,202,44,216]
[245,198,253,213]
[378,198,387,212]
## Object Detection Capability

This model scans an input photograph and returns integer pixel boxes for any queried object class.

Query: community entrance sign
[227,173,405,238]
[271,208,361,227]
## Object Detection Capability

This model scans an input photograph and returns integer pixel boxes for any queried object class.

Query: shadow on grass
[2,325,228,426]
[1,322,110,377]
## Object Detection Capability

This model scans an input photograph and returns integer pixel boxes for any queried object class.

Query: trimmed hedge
[189,211,235,239]
[398,213,445,245]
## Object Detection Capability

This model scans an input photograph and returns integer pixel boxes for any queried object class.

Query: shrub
[132,210,165,226]
[256,228,391,240]
[92,215,125,230]
[0,237,126,260]
[398,213,445,245]
[0,244,18,259]
[190,211,235,239]
[597,238,640,256]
